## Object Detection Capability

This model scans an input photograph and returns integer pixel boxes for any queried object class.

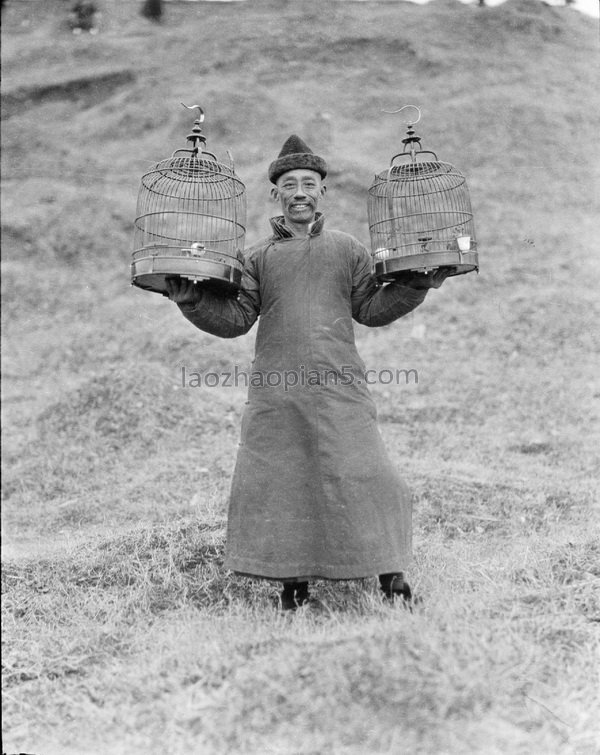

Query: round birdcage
[131,104,246,296]
[368,106,478,282]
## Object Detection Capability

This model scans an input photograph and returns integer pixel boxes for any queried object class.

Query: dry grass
[3,515,599,753]
[2,0,599,753]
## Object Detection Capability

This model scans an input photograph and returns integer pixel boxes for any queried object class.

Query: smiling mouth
[290,203,312,211]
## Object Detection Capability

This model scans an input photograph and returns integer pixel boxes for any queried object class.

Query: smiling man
[166,135,448,610]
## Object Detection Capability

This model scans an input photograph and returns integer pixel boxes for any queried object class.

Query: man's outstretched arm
[166,277,260,339]
[351,243,450,327]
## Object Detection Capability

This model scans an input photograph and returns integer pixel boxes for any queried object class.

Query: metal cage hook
[382,104,421,126]
[181,103,205,123]
[178,103,207,156]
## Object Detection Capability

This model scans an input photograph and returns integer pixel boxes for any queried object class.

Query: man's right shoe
[280,581,310,611]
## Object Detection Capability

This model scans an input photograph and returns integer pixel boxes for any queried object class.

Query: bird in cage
[131,104,246,297]
[368,105,478,283]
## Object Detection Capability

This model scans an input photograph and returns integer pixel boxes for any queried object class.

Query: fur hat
[268,134,327,184]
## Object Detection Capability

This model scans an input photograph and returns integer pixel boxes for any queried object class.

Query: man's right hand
[165,276,204,306]
[391,268,452,290]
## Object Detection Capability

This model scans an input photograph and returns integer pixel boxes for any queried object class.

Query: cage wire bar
[131,104,246,296]
[368,106,478,281]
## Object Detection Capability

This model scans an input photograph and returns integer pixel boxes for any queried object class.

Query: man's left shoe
[379,573,413,609]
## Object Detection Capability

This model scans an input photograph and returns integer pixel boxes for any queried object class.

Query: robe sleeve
[350,239,428,327]
[176,250,261,339]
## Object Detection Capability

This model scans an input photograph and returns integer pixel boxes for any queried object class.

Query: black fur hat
[268,134,327,184]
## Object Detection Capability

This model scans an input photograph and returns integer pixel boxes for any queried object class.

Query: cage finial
[181,103,206,155]
[382,104,423,162]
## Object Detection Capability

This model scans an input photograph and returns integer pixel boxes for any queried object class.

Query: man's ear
[320,184,327,197]
[270,186,279,202]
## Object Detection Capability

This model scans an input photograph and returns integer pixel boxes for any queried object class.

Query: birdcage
[131,104,246,296]
[368,106,478,282]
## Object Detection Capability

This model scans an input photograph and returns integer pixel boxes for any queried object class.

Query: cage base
[131,254,242,296]
[374,250,478,282]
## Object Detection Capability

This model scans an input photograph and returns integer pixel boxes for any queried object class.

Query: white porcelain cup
[457,236,471,252]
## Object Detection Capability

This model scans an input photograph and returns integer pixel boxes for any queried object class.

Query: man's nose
[293,187,308,198]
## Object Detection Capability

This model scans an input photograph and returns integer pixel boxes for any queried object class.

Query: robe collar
[269,212,326,240]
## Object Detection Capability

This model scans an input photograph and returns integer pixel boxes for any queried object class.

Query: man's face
[272,169,325,226]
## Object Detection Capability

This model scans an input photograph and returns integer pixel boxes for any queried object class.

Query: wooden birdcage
[131,104,246,296]
[368,106,478,282]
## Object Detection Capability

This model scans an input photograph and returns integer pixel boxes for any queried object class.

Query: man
[166,135,448,610]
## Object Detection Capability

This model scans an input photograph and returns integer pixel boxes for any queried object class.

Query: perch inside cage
[131,104,246,296]
[368,105,478,282]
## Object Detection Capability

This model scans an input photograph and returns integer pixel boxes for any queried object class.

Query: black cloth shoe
[379,572,413,609]
[280,581,310,611]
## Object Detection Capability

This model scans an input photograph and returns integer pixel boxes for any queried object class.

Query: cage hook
[181,103,205,122]
[381,104,421,127]
[181,103,206,155]
[382,104,423,162]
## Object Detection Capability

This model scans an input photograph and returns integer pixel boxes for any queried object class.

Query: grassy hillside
[2,1,599,753]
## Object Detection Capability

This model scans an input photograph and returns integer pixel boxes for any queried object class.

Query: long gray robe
[179,214,427,579]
